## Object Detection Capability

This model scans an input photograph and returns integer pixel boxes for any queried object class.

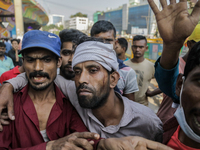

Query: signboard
[131,27,148,35]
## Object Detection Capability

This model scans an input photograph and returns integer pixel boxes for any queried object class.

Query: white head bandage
[72,41,119,72]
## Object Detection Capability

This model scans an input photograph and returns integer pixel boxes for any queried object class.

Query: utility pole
[14,0,24,38]
[141,6,151,36]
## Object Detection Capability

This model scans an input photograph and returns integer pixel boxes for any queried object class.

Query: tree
[70,12,87,18]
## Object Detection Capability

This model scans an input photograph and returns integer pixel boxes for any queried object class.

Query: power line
[43,0,94,13]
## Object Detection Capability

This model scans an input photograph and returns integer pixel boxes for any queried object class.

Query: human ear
[110,71,120,89]
[57,57,62,68]
[176,73,184,96]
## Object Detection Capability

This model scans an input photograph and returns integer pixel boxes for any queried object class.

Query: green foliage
[70,12,87,18]
[42,24,64,36]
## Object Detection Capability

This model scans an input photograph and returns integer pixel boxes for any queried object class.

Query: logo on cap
[48,34,57,38]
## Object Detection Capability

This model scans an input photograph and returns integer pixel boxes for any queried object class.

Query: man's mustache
[76,83,93,93]
[29,71,50,79]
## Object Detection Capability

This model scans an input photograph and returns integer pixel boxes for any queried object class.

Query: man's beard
[0,51,5,56]
[60,64,75,80]
[76,82,110,109]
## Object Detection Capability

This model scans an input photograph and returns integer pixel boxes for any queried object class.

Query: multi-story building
[69,17,88,31]
[48,14,64,26]
[93,0,160,36]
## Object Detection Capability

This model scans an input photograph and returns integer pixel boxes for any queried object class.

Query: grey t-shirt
[7,73,163,142]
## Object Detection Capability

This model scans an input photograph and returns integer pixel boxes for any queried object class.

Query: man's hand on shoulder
[46,132,100,150]
[0,83,15,131]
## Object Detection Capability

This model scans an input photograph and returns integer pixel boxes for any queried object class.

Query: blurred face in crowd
[74,61,110,109]
[0,46,6,56]
[11,41,19,51]
[115,42,125,58]
[23,48,61,91]
[60,41,75,80]
[132,39,148,58]
[93,30,116,49]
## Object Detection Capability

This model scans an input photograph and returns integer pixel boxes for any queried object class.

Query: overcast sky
[37,0,129,20]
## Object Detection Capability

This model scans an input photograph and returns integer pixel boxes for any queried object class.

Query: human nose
[68,53,74,63]
[78,70,89,85]
[34,59,43,71]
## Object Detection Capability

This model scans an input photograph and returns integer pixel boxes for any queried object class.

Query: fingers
[148,0,160,15]
[169,0,176,4]
[191,1,200,24]
[73,132,100,140]
[7,100,15,121]
[160,0,167,8]
[0,118,10,125]
[144,139,174,150]
[72,138,93,150]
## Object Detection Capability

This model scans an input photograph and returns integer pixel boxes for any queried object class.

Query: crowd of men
[0,0,200,149]
[0,38,22,77]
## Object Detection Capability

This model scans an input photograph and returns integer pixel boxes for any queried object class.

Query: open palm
[148,0,200,44]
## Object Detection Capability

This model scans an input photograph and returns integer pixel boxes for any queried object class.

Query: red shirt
[0,84,90,150]
[167,126,200,150]
[0,66,20,85]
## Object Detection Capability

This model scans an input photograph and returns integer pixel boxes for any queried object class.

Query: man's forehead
[24,48,54,57]
[95,30,115,39]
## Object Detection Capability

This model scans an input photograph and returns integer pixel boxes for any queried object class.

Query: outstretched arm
[148,0,200,69]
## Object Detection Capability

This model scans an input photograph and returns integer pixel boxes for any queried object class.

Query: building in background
[69,17,88,31]
[93,0,159,37]
[48,14,64,26]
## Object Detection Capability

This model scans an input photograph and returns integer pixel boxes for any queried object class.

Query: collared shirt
[54,75,163,141]
[0,84,90,150]
[7,74,163,142]
[0,66,20,85]
[0,55,14,76]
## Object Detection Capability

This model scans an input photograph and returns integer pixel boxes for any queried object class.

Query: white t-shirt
[125,59,155,105]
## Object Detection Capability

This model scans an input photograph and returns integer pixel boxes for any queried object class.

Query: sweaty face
[132,40,147,58]
[115,42,125,58]
[94,30,116,49]
[74,61,110,109]
[180,66,200,136]
[23,49,60,91]
[0,47,6,56]
[11,41,19,50]
[60,41,75,80]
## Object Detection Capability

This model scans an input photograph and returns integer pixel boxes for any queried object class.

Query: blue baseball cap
[20,30,61,57]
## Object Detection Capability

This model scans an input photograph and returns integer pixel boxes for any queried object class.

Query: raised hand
[148,0,200,69]
[148,0,200,44]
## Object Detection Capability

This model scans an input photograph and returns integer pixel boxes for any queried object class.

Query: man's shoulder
[144,59,154,66]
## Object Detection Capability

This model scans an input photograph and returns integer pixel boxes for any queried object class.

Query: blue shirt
[4,42,12,53]
[154,57,180,103]
[0,55,14,76]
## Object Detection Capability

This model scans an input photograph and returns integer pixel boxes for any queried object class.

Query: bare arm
[148,0,200,69]
[124,93,135,101]
[146,88,162,97]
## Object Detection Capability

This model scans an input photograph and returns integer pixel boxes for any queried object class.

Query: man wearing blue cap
[0,30,101,150]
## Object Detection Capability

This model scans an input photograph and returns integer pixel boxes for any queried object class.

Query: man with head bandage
[0,36,163,144]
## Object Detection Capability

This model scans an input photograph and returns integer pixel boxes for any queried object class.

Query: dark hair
[133,35,147,44]
[59,29,87,49]
[90,20,116,38]
[117,38,128,52]
[184,41,200,78]
[76,36,105,46]
[0,42,6,47]
[11,39,20,44]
